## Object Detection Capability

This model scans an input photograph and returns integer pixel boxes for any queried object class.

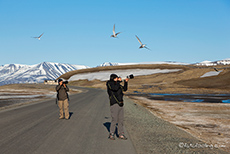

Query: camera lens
[129,74,134,79]
[127,74,134,79]
[63,81,68,84]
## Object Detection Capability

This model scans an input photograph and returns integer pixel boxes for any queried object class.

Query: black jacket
[106,80,128,106]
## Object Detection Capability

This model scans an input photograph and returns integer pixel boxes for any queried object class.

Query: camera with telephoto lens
[63,81,68,84]
[127,74,134,79]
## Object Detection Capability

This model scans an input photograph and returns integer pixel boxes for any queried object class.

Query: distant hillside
[58,62,230,94]
[176,70,230,89]
[98,61,189,67]
[57,64,189,80]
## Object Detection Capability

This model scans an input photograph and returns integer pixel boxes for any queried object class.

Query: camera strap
[107,83,122,104]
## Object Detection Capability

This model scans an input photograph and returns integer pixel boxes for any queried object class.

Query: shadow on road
[103,122,111,132]
[103,122,118,137]
[69,112,74,119]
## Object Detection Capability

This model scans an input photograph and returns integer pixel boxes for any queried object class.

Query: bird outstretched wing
[113,24,116,35]
[135,35,143,45]
[116,32,121,35]
[38,33,44,38]
[144,46,151,51]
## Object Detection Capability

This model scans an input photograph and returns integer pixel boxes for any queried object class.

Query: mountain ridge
[0,62,89,86]
[195,59,230,66]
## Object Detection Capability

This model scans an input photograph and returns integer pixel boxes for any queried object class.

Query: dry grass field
[0,83,57,93]
[62,64,230,94]
[58,64,188,80]
[0,83,80,94]
[0,83,81,110]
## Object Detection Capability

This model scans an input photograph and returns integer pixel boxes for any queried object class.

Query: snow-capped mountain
[99,62,120,67]
[196,59,230,66]
[0,62,89,86]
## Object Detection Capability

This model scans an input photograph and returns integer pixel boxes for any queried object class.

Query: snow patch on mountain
[196,59,230,66]
[98,61,189,67]
[99,62,120,67]
[200,70,223,78]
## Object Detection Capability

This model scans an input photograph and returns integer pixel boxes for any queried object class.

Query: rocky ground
[127,96,230,153]
[124,97,228,154]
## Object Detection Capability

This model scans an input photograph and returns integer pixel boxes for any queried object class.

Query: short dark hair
[110,74,118,81]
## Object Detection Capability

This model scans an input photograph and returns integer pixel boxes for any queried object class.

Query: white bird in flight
[110,24,121,38]
[135,35,150,50]
[32,33,44,40]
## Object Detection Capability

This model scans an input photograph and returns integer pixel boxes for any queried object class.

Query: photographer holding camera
[106,74,132,140]
[56,79,69,120]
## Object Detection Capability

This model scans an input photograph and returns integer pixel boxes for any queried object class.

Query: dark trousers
[110,104,124,134]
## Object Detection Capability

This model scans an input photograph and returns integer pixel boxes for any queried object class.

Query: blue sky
[0,0,229,67]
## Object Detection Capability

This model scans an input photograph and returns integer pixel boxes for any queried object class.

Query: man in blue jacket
[106,74,129,140]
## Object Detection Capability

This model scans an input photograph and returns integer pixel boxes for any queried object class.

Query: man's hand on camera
[118,77,122,82]
[59,81,63,85]
[114,77,118,82]
[125,78,129,82]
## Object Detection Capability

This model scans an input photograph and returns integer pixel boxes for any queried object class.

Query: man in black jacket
[56,79,69,120]
[106,74,129,140]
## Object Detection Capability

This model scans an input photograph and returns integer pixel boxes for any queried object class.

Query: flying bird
[32,33,44,40]
[110,24,121,38]
[135,35,150,50]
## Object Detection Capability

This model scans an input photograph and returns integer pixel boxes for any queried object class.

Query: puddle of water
[179,98,204,103]
[149,93,230,97]
[149,93,230,103]
[222,100,230,103]
[131,92,230,103]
